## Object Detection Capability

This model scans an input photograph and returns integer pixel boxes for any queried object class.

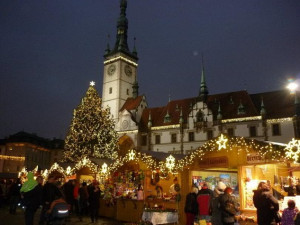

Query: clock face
[107,64,116,75]
[122,120,129,129]
[124,65,132,76]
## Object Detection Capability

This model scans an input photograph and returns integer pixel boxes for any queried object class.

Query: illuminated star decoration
[128,150,136,160]
[216,134,228,150]
[285,138,300,162]
[166,155,175,171]
[90,81,95,86]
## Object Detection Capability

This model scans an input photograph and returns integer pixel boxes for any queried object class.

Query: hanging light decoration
[166,155,175,171]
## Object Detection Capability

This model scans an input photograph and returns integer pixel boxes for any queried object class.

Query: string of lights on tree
[63,81,119,162]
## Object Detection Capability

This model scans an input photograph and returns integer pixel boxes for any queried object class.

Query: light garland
[117,129,138,135]
[0,155,25,161]
[74,156,98,173]
[151,124,180,131]
[267,118,293,123]
[221,116,261,123]
[104,56,138,66]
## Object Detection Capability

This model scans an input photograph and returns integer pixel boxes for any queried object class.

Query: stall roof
[140,150,185,161]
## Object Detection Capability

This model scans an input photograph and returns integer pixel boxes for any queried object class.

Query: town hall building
[102,0,298,155]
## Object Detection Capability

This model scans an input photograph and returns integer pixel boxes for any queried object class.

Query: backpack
[51,202,69,219]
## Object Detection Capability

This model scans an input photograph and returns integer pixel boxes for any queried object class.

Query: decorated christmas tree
[63,81,119,162]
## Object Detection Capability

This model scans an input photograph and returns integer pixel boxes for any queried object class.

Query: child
[281,199,298,225]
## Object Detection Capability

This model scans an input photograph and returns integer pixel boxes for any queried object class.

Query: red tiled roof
[139,90,294,131]
[120,96,144,111]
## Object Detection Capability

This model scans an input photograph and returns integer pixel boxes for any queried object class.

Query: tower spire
[199,54,208,102]
[114,0,129,53]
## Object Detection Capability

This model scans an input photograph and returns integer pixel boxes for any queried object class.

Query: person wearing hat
[20,172,43,225]
[210,182,226,225]
[219,187,239,225]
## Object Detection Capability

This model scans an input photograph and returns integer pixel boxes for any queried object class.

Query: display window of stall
[191,170,238,195]
[240,163,289,210]
[191,170,238,190]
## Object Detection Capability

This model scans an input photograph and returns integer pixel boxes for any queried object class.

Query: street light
[286,79,300,138]
[287,80,298,94]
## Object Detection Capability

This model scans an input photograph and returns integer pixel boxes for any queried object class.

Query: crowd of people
[184,181,239,225]
[184,180,300,225]
[0,173,102,225]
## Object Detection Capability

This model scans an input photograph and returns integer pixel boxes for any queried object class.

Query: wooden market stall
[178,135,288,225]
[99,149,183,223]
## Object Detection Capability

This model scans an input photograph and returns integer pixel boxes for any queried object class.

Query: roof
[138,89,294,131]
[120,95,144,111]
[1,131,64,149]
[140,150,185,161]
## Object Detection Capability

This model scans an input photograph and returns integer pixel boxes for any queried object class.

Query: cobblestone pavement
[0,205,125,225]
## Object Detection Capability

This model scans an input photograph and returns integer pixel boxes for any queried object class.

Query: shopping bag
[199,219,207,225]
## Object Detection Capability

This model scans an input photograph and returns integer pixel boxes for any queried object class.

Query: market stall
[177,134,288,225]
[99,149,182,223]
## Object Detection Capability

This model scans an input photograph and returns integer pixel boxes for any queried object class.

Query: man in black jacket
[253,181,279,225]
[184,186,199,225]
[39,175,60,225]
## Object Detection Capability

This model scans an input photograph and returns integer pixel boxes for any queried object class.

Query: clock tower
[102,0,138,122]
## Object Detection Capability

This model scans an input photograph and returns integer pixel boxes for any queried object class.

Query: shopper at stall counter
[184,186,198,225]
[253,181,279,225]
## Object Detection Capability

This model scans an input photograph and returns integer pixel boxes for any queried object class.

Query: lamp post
[287,80,300,138]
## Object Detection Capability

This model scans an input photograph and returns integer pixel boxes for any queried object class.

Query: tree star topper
[90,81,95,86]
[216,134,228,150]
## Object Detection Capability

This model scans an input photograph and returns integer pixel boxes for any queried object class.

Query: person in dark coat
[79,182,89,220]
[219,187,239,225]
[184,186,198,225]
[20,172,43,225]
[210,182,226,225]
[62,180,74,214]
[253,181,279,225]
[9,178,22,214]
[39,175,60,225]
[88,181,101,223]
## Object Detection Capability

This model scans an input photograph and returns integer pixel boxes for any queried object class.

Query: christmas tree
[63,81,119,162]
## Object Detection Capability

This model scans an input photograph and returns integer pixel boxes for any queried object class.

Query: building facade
[0,131,64,178]
[103,0,298,155]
